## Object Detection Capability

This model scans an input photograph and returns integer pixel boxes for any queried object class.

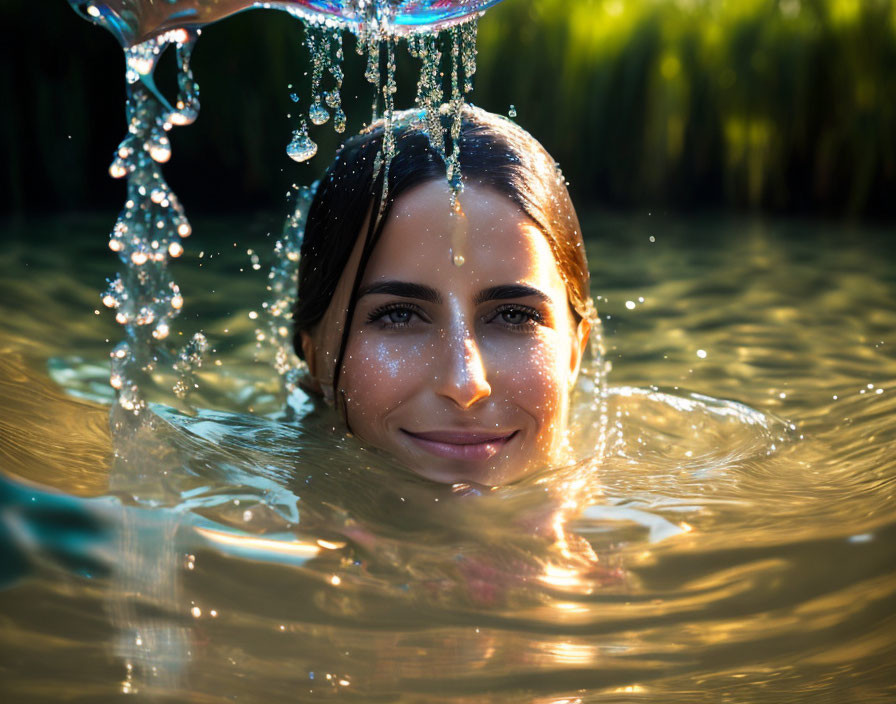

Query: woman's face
[307,180,589,486]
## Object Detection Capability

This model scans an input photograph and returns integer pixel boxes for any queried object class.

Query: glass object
[68,0,506,46]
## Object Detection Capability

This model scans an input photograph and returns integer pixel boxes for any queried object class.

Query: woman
[293,105,596,487]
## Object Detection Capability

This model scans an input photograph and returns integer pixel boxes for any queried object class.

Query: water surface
[0,213,894,702]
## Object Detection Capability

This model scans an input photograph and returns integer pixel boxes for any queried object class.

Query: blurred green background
[2,0,894,219]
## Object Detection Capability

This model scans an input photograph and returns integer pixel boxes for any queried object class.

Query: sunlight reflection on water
[0,215,894,702]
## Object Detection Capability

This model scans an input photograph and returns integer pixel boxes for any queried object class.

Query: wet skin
[303,180,589,486]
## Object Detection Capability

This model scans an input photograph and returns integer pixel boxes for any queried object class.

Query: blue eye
[366,304,423,328]
[385,309,412,324]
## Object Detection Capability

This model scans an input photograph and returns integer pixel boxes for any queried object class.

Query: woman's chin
[395,447,533,487]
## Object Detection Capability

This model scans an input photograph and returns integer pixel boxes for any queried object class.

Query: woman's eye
[385,309,412,324]
[492,305,541,330]
[367,304,423,328]
[500,309,530,326]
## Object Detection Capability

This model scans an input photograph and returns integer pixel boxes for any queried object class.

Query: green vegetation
[3,0,894,217]
[474,0,896,216]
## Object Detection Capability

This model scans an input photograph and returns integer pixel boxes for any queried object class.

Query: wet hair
[293,105,591,395]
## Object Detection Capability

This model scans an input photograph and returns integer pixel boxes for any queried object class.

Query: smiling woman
[294,105,594,485]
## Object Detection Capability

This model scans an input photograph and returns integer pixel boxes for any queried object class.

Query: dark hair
[293,105,591,394]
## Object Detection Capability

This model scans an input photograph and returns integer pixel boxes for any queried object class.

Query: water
[69,0,506,47]
[75,0,486,411]
[1,214,894,702]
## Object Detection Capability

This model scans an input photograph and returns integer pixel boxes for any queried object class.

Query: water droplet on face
[450,198,467,267]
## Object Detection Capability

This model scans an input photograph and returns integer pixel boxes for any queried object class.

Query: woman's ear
[299,330,323,395]
[569,314,592,383]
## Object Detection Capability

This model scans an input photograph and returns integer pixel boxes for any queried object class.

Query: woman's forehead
[362,181,566,293]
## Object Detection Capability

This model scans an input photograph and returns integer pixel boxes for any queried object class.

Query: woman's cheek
[341,333,428,416]
[488,332,566,414]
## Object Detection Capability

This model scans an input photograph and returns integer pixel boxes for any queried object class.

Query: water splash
[584,310,611,467]
[306,27,331,127]
[102,28,208,412]
[327,32,347,133]
[289,17,481,209]
[69,1,497,412]
[256,185,317,396]
[379,37,398,213]
[445,24,465,199]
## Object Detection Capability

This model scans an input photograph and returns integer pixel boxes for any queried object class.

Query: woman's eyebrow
[357,281,443,303]
[474,284,552,305]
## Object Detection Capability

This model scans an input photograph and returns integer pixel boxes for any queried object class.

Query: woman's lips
[401,429,517,461]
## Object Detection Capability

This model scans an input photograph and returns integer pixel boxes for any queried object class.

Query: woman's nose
[436,334,492,409]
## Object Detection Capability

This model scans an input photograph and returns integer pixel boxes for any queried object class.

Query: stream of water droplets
[94,6,484,415]
[69,0,612,516]
[102,28,208,412]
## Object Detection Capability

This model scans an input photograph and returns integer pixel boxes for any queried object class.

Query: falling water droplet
[309,101,330,126]
[325,31,345,134]
[414,33,445,163]
[450,198,467,267]
[461,18,478,94]
[377,37,398,215]
[287,123,317,162]
[443,25,466,201]
[365,33,381,122]
[306,27,331,125]
[508,104,517,118]
[333,106,347,133]
[168,39,200,125]
[147,126,172,163]
[109,158,128,178]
